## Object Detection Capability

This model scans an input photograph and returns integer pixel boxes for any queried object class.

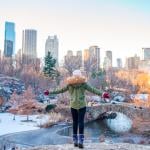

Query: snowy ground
[0,113,49,136]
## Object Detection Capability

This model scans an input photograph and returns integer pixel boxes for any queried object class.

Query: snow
[113,95,125,102]
[0,113,49,136]
[130,94,149,101]
[106,112,132,133]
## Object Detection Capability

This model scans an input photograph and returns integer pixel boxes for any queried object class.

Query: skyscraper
[106,50,112,68]
[76,50,82,67]
[64,50,82,74]
[4,22,15,57]
[0,49,1,61]
[89,46,100,71]
[125,55,140,69]
[45,35,59,66]
[116,58,122,68]
[142,48,150,60]
[22,29,37,62]
[83,49,90,62]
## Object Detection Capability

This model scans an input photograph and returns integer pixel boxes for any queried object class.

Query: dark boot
[79,134,84,149]
[78,143,84,149]
[74,143,78,147]
[73,134,78,147]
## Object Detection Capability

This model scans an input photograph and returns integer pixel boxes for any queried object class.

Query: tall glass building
[4,22,15,57]
[22,29,37,58]
[142,48,150,60]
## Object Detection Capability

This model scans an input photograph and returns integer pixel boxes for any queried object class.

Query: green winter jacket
[50,78,102,109]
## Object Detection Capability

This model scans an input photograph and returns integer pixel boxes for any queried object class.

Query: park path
[26,143,150,150]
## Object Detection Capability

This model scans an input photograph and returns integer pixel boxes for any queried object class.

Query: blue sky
[0,0,150,66]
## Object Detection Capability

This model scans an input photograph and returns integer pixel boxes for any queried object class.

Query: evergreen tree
[43,52,56,78]
[90,69,108,90]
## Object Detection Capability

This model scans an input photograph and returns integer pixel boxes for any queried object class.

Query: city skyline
[0,0,150,66]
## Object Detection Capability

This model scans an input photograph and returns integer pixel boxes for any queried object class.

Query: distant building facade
[22,29,37,63]
[142,48,150,60]
[116,58,122,68]
[83,46,100,72]
[64,50,82,74]
[4,22,15,57]
[45,35,59,66]
[138,60,150,73]
[103,50,112,70]
[126,55,140,69]
[15,49,22,69]
[0,49,1,61]
[89,46,100,71]
[106,50,112,67]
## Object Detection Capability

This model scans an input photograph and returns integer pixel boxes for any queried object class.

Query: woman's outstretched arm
[44,86,69,95]
[49,86,69,94]
[84,83,102,95]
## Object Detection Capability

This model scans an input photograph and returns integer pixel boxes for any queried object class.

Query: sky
[0,0,150,66]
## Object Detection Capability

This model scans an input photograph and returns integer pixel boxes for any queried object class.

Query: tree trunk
[27,115,29,121]
[13,115,15,120]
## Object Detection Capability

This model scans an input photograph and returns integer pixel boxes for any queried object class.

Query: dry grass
[39,112,64,128]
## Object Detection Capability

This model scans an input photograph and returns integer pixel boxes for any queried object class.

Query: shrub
[39,112,64,128]
[45,104,56,112]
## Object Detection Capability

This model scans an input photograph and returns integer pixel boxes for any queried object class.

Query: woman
[44,70,109,149]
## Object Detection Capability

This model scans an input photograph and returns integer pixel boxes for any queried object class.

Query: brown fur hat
[66,75,87,85]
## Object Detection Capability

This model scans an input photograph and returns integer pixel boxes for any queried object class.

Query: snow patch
[106,112,132,133]
[0,113,49,136]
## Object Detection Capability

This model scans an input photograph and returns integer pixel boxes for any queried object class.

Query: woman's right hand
[102,92,110,99]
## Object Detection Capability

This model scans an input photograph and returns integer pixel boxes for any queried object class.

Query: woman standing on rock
[44,70,109,149]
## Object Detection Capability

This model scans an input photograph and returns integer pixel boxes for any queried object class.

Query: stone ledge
[26,143,150,150]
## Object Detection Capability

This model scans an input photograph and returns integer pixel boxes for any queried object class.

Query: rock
[113,95,125,102]
[99,135,105,142]
[0,75,25,106]
[106,112,117,119]
[123,139,135,144]
[138,140,146,144]
[99,112,117,120]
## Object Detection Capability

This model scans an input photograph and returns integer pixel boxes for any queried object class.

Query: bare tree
[8,91,22,120]
[8,86,43,121]
[64,56,82,75]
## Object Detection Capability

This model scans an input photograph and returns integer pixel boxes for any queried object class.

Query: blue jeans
[71,107,86,135]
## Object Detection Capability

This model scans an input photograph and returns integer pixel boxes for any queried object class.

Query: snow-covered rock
[90,96,101,102]
[0,75,25,104]
[130,94,149,101]
[113,95,125,102]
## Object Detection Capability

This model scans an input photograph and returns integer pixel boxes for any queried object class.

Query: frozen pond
[0,117,148,149]
[58,119,146,144]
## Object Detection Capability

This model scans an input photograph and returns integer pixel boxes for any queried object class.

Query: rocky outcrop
[26,143,150,150]
[0,76,26,112]
[0,75,25,102]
